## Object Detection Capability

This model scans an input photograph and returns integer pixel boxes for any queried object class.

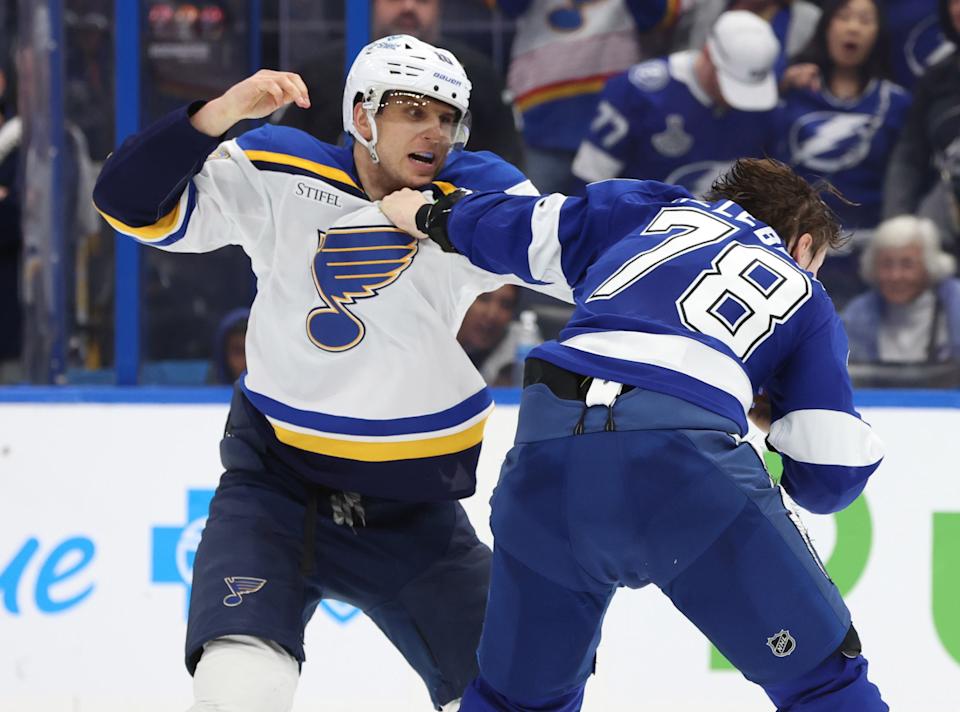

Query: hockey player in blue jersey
[570,10,782,196]
[382,158,887,711]
[94,36,569,712]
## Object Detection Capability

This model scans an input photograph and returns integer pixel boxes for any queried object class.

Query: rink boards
[0,390,958,711]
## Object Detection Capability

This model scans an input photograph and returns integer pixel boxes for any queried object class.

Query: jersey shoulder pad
[627,58,671,93]
[236,125,362,195]
[237,124,355,173]
[436,149,527,192]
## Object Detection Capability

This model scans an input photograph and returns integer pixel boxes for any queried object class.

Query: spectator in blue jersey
[776,0,910,233]
[775,0,911,307]
[94,35,569,712]
[571,10,781,197]
[842,215,960,363]
[382,157,886,712]
[883,0,960,251]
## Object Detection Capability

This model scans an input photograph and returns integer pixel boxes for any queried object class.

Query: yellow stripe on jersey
[432,181,459,195]
[271,417,488,461]
[96,201,183,242]
[244,149,361,190]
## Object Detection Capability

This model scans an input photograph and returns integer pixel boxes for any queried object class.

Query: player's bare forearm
[190,69,311,137]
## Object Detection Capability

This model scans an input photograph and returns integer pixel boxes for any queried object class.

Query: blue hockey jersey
[570,51,778,195]
[774,80,911,230]
[441,180,884,514]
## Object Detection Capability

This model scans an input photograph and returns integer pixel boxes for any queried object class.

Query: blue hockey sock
[763,652,888,711]
[460,674,585,712]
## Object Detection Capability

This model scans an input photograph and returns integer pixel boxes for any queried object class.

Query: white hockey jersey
[94,106,568,499]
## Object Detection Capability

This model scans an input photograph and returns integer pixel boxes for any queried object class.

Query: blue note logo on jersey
[789,111,875,172]
[307,226,418,352]
[222,576,267,607]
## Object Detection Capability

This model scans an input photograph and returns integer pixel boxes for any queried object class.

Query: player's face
[457,286,518,352]
[826,0,879,71]
[874,243,929,306]
[372,92,459,189]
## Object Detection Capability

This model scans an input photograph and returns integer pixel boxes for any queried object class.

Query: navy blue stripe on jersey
[237,124,359,179]
[93,103,219,228]
[241,378,493,436]
[248,158,368,200]
[439,149,529,193]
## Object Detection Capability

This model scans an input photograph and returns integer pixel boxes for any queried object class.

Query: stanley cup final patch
[766,629,796,657]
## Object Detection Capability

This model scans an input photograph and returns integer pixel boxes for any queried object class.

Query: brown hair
[705,158,848,255]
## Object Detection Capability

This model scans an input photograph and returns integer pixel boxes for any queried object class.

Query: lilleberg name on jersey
[295,181,343,207]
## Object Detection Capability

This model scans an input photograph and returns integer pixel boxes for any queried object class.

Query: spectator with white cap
[571,10,781,196]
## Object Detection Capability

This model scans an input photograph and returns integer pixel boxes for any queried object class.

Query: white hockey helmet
[342,34,472,163]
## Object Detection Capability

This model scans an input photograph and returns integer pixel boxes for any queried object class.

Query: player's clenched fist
[190,69,310,137]
[381,188,429,239]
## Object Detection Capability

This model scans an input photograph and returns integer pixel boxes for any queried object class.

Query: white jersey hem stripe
[560,331,754,416]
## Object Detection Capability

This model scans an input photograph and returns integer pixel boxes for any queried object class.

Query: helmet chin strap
[357,105,381,164]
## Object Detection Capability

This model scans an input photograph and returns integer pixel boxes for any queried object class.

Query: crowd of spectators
[2,0,959,388]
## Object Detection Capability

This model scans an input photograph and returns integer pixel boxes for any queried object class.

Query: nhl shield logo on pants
[767,629,796,657]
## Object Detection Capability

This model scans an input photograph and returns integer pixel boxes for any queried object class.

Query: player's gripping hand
[381,188,430,239]
[382,187,468,253]
[190,69,311,137]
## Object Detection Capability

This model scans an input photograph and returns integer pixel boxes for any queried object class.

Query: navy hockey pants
[185,388,491,709]
[460,382,887,711]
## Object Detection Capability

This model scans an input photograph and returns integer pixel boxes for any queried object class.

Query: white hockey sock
[187,635,299,712]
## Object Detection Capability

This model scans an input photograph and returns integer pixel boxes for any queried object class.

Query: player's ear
[354,103,374,141]
[789,232,814,268]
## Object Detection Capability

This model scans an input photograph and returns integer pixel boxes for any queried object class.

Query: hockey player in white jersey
[94,36,567,712]
[382,158,887,711]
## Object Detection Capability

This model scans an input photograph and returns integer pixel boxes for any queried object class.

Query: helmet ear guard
[342,35,472,162]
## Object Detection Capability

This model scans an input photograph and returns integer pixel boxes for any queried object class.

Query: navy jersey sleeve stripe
[93,104,219,228]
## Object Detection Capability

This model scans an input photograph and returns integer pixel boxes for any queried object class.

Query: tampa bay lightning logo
[789,111,874,173]
[905,16,949,79]
[307,226,418,352]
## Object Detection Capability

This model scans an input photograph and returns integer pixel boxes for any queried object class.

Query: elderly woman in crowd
[842,215,960,362]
